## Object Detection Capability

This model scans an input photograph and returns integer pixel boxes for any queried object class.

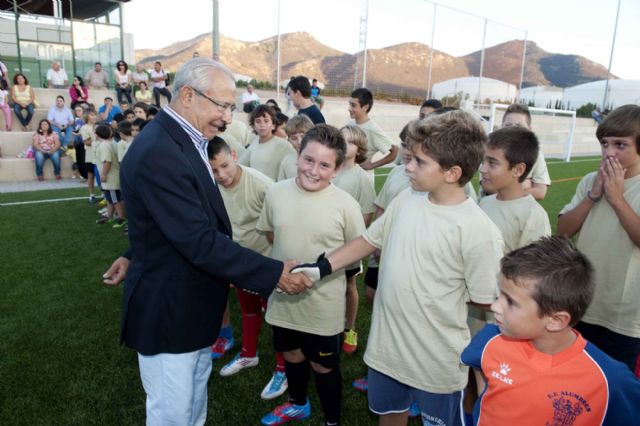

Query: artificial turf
[0,157,599,424]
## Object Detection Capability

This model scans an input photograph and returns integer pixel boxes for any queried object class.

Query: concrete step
[0,157,74,181]
[0,108,49,132]
[1,131,34,157]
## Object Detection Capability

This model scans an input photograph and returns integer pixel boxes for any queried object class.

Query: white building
[432,76,517,103]
[519,86,564,108]
[563,80,640,110]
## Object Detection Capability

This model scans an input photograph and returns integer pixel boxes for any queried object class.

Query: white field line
[0,196,87,206]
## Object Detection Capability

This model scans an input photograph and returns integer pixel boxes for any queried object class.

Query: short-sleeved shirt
[224,120,252,148]
[350,119,395,161]
[238,136,296,181]
[461,324,640,425]
[479,194,551,254]
[375,165,410,210]
[134,90,152,104]
[258,180,365,336]
[117,139,131,162]
[80,124,96,163]
[149,69,167,89]
[219,133,246,157]
[277,152,298,181]
[362,189,503,393]
[527,150,551,185]
[97,140,120,190]
[47,68,68,86]
[298,104,325,124]
[84,69,109,89]
[131,71,149,85]
[47,106,74,128]
[559,172,640,338]
[98,105,122,124]
[334,164,376,215]
[220,166,273,256]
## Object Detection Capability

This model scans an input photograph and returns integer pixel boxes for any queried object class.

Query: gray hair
[172,58,235,98]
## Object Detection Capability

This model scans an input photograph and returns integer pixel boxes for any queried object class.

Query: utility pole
[602,0,620,109]
[212,0,220,60]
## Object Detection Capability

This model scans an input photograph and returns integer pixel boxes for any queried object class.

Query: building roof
[1,0,129,20]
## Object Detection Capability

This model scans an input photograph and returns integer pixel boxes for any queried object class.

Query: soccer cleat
[408,401,420,417]
[261,370,288,400]
[352,377,368,393]
[220,352,259,377]
[342,329,358,354]
[98,199,107,207]
[112,219,126,229]
[89,195,97,204]
[96,216,112,225]
[261,400,310,425]
[210,336,235,359]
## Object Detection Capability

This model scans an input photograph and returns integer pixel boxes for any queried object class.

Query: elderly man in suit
[103,58,312,425]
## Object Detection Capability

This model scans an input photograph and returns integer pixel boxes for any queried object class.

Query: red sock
[275,351,285,372]
[240,313,262,357]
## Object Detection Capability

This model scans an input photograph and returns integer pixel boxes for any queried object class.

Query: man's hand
[103,256,130,286]
[276,260,314,295]
[289,253,333,283]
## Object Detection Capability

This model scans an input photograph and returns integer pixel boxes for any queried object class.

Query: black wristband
[316,253,333,279]
[587,190,602,203]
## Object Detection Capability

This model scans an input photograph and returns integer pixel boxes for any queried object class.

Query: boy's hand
[590,159,606,198]
[289,253,333,283]
[602,156,626,205]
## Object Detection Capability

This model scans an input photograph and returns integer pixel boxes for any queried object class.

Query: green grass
[0,158,599,425]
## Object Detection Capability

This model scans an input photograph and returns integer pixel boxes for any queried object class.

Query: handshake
[275,254,333,295]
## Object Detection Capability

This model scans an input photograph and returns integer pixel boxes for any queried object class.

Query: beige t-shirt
[117,139,131,163]
[97,140,120,190]
[375,165,410,210]
[220,132,246,157]
[258,180,365,335]
[349,119,395,161]
[277,152,298,182]
[334,164,376,215]
[527,150,551,185]
[225,120,252,148]
[480,194,551,254]
[560,172,640,338]
[80,124,96,163]
[220,166,273,256]
[239,136,295,181]
[363,188,503,393]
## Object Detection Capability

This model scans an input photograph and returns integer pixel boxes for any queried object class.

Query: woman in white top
[114,60,133,104]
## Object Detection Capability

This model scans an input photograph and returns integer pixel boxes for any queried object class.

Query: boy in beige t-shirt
[277,115,314,181]
[116,121,134,163]
[259,125,365,426]
[81,109,98,203]
[95,124,125,228]
[293,111,503,425]
[239,104,295,180]
[558,105,640,371]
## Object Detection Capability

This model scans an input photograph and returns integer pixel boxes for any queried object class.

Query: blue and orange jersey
[461,324,640,425]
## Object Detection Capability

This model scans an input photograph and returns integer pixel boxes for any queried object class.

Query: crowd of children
[194,88,640,426]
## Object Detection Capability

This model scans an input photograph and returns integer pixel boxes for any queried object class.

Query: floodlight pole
[361,0,369,87]
[276,0,281,99]
[477,18,487,104]
[12,0,22,73]
[602,0,620,109]
[212,0,220,60]
[518,32,528,100]
[426,2,436,99]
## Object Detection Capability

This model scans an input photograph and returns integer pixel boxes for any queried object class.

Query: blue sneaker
[409,401,420,417]
[261,370,288,400]
[210,336,235,359]
[261,400,311,425]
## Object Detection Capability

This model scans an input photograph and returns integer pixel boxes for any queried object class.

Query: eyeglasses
[190,87,236,113]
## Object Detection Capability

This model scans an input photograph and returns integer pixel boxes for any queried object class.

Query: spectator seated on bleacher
[69,76,90,109]
[114,60,133,104]
[241,84,260,113]
[134,81,152,105]
[0,84,11,131]
[131,63,149,93]
[47,61,69,89]
[98,97,121,125]
[85,62,109,90]
[11,73,36,131]
[32,119,62,181]
[47,95,74,147]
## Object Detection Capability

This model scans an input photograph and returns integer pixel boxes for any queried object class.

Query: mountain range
[135,32,614,97]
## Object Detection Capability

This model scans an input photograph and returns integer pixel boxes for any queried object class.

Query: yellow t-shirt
[560,172,640,338]
[80,124,96,163]
[363,188,503,393]
[117,139,131,163]
[479,194,551,254]
[220,166,273,256]
[349,119,395,161]
[527,150,551,185]
[239,136,296,181]
[134,89,152,104]
[97,140,120,190]
[225,120,252,148]
[375,165,410,210]
[258,180,366,335]
[334,164,376,215]
[277,153,298,182]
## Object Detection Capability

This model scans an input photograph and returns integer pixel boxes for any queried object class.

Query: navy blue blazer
[120,110,282,355]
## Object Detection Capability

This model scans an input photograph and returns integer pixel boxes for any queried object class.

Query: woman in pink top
[69,76,89,109]
[32,119,62,181]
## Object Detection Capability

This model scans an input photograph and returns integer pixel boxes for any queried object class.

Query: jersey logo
[490,362,513,385]
[319,352,333,357]
[548,396,584,426]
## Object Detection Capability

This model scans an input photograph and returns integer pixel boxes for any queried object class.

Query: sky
[123,0,640,80]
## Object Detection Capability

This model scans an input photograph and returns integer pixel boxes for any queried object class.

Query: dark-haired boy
[461,236,640,424]
[558,104,640,372]
[294,111,503,425]
[348,88,398,171]
[95,124,125,228]
[259,125,365,426]
[287,76,325,124]
[419,99,442,119]
[480,127,551,253]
